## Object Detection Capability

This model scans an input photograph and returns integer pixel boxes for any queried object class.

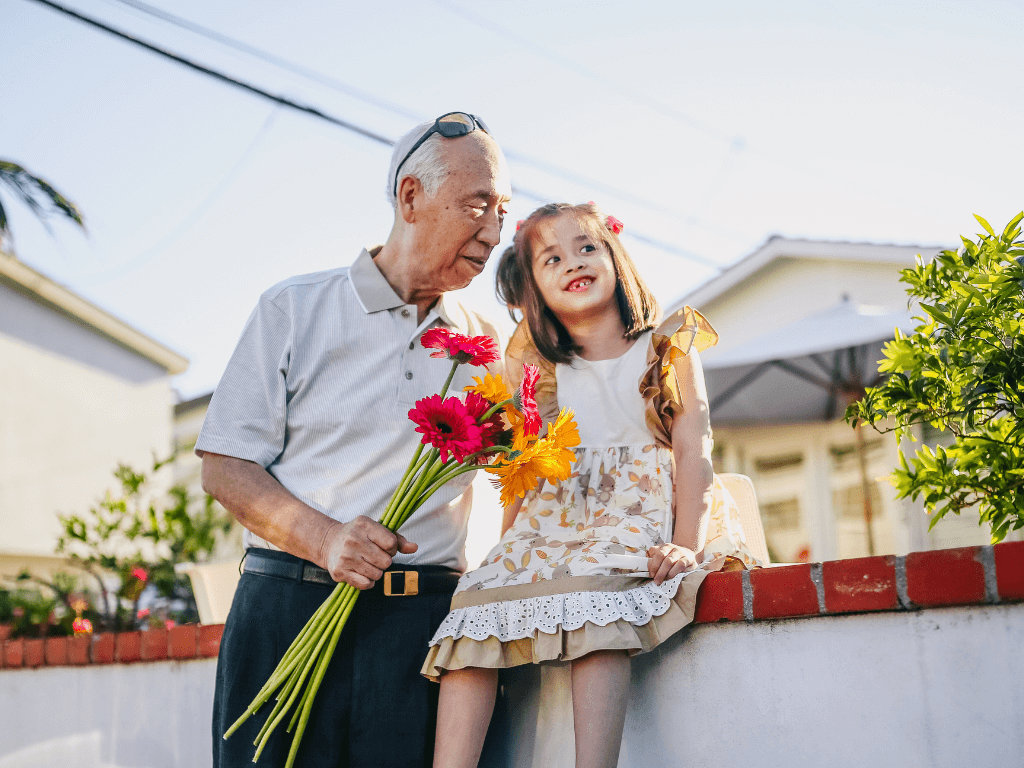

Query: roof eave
[0,251,189,375]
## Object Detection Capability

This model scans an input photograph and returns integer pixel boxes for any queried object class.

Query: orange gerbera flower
[465,372,511,404]
[487,417,578,506]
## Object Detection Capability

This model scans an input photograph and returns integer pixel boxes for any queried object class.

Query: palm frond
[0,159,86,254]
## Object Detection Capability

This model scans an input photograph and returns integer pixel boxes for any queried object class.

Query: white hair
[386,121,450,209]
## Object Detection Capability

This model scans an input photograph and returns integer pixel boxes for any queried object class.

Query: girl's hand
[646,544,699,585]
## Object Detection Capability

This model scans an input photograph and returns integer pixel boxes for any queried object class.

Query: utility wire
[21,0,723,268]
[104,0,422,122]
[104,0,733,237]
[25,0,394,148]
[434,0,745,150]
[76,106,281,285]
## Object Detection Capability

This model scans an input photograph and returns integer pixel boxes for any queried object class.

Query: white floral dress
[422,308,760,681]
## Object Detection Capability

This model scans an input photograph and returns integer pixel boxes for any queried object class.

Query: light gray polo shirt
[196,247,505,571]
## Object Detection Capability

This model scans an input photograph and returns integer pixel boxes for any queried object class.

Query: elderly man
[198,113,511,768]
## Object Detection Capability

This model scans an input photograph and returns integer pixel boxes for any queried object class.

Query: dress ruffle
[421,567,714,682]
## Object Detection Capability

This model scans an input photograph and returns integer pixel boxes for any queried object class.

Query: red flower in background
[421,328,500,366]
[132,567,148,583]
[72,617,93,635]
[409,394,484,463]
[515,364,541,436]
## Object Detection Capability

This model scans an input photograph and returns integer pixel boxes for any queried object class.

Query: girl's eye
[581,244,596,253]
[545,255,560,266]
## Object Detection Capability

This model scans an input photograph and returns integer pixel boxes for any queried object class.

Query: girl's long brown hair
[496,202,660,365]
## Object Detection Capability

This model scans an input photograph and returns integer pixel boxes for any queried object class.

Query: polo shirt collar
[349,246,471,334]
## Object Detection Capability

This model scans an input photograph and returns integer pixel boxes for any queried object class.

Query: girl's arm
[648,349,715,583]
[501,495,526,537]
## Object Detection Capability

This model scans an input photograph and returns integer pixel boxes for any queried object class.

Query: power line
[25,0,394,148]
[104,0,734,239]
[104,0,422,122]
[434,0,745,150]
[20,0,724,268]
[76,106,281,285]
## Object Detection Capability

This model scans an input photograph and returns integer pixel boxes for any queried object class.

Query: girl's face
[529,214,620,327]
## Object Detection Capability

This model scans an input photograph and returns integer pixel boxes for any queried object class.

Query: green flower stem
[411,466,481,513]
[223,586,346,739]
[437,359,461,400]
[379,443,426,524]
[252,588,354,760]
[481,398,514,422]
[385,450,442,530]
[283,586,358,768]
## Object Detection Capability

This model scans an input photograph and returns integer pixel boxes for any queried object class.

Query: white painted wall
[0,659,215,768]
[2,603,1020,768]
[495,603,1024,768]
[0,282,177,576]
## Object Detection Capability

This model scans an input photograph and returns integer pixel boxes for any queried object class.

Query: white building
[673,236,1018,563]
[0,251,187,578]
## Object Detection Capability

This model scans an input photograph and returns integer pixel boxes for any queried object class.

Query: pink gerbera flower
[409,394,485,463]
[421,328,500,367]
[513,364,542,436]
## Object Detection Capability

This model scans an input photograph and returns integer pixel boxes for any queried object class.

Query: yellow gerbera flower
[546,408,580,452]
[465,373,511,404]
[487,421,577,507]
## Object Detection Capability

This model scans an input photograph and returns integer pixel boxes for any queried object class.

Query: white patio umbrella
[701,299,919,555]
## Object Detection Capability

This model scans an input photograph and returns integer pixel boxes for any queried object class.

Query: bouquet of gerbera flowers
[224,328,579,766]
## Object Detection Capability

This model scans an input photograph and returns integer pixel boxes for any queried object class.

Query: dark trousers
[212,550,455,768]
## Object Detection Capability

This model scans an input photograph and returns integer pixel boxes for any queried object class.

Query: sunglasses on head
[392,112,491,197]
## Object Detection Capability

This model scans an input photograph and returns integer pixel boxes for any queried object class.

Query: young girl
[422,202,759,768]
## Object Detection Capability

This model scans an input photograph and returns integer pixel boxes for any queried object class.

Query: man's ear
[397,176,421,224]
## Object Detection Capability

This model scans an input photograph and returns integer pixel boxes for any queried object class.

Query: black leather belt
[242,548,461,597]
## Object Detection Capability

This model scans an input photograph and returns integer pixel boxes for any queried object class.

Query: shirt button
[401,309,410,318]
[408,342,414,350]
[405,371,413,380]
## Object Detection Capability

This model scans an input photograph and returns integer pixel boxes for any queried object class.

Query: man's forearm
[201,452,339,569]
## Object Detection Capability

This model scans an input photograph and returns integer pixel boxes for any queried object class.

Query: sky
[2,0,1023,400]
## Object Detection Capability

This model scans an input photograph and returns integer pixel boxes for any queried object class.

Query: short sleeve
[195,295,291,467]
[640,306,718,448]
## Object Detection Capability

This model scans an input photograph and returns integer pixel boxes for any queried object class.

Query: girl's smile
[529,215,619,324]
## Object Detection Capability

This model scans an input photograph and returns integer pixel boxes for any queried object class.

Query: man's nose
[478,208,502,247]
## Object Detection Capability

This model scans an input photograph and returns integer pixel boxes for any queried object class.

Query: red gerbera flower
[464,391,505,451]
[513,364,542,436]
[421,328,500,367]
[409,394,485,463]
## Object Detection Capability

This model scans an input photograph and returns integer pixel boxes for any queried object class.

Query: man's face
[407,134,512,295]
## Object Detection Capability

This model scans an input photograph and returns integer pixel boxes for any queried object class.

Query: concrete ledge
[2,540,1021,671]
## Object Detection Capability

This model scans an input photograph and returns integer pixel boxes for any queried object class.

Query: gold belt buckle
[383,570,419,596]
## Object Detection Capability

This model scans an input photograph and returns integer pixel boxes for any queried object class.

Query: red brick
[750,564,820,620]
[822,556,899,613]
[141,627,168,661]
[3,639,24,668]
[116,631,141,663]
[905,547,986,607]
[67,635,91,665]
[91,633,115,664]
[198,624,224,658]
[169,624,198,659]
[44,636,68,666]
[694,571,744,622]
[23,638,44,668]
[0,624,12,643]
[993,540,1024,601]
